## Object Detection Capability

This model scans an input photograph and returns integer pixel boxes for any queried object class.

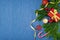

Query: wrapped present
[48,8,60,22]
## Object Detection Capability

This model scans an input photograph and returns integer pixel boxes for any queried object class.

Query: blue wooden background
[0,0,53,40]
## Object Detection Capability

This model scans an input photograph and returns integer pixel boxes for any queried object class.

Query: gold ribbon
[30,19,36,40]
[57,1,60,4]
[45,3,49,8]
[45,2,55,8]
[50,2,55,4]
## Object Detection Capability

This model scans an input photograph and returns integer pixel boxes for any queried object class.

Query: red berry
[36,25,42,30]
[48,19,53,23]
[45,8,49,11]
[50,8,54,12]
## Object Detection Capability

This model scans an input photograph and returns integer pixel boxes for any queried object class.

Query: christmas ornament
[36,25,42,30]
[42,18,48,23]
[44,8,50,12]
[42,0,48,5]
[45,8,48,10]
[38,31,50,38]
[48,8,60,22]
